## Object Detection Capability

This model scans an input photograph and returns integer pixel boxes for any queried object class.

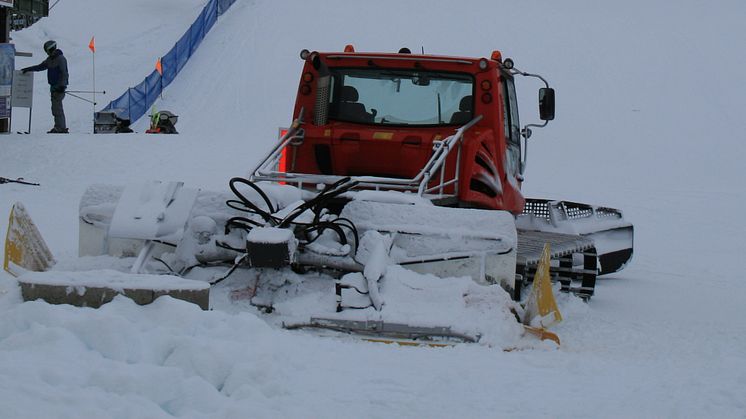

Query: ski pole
[66,92,96,105]
[66,90,106,94]
[0,177,40,186]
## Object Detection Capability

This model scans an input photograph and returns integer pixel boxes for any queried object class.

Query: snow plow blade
[3,202,55,277]
[518,198,633,275]
[284,318,479,344]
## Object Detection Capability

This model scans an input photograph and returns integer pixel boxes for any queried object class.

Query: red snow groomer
[251,46,634,300]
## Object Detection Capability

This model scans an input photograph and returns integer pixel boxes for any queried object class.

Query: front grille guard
[249,115,483,199]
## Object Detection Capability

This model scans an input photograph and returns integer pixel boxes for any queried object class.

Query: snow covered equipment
[94,110,133,133]
[17,271,210,310]
[6,199,210,309]
[146,110,178,134]
[4,202,55,277]
[71,46,635,347]
[103,180,198,273]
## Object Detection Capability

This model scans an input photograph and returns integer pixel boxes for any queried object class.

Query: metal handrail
[249,115,483,199]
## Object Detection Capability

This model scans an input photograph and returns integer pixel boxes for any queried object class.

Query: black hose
[302,221,348,245]
[228,177,276,224]
[209,254,247,285]
[224,216,265,234]
[224,176,361,260]
[278,177,358,228]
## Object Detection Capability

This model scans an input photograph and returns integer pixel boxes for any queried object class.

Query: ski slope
[2,0,746,417]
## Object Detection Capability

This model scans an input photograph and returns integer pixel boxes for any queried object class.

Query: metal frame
[325,54,474,66]
[249,115,483,201]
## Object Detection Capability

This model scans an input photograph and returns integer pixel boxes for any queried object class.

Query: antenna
[421,46,425,54]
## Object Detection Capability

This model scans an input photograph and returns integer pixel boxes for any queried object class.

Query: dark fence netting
[103,0,237,122]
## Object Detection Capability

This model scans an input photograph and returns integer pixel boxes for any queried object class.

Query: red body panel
[288,51,525,214]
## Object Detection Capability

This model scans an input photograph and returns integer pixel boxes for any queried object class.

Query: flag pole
[92,47,95,126]
[89,36,96,132]
[156,57,163,99]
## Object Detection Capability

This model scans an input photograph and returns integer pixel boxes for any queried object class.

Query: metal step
[284,317,479,344]
[515,229,598,300]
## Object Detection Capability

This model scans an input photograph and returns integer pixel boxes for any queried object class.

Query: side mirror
[539,87,555,121]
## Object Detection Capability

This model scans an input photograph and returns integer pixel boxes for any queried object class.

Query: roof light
[491,50,502,61]
[344,44,355,52]
[503,58,514,69]
[478,58,489,70]
[300,49,310,60]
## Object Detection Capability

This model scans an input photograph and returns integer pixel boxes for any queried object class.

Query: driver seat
[337,86,374,123]
[449,95,473,125]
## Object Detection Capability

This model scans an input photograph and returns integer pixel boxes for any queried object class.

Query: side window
[502,76,521,178]
[328,74,339,109]
[329,76,336,105]
[504,78,520,147]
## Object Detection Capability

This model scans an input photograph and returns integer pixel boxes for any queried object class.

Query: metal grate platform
[516,229,597,300]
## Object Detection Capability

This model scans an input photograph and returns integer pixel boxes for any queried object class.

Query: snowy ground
[2,0,746,417]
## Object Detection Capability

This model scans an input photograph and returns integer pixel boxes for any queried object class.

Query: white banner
[12,70,33,108]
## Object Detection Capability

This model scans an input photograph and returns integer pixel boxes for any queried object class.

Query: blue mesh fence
[102,0,237,122]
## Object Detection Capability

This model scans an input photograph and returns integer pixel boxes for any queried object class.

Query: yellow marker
[522,243,562,344]
[372,132,394,140]
[523,325,560,346]
[4,203,55,277]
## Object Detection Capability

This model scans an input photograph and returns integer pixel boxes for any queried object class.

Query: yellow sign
[522,243,562,343]
[4,202,55,277]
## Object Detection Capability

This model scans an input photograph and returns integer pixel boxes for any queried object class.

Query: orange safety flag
[88,36,95,53]
[155,58,163,75]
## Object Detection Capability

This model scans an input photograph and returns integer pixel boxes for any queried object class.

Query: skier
[21,40,69,133]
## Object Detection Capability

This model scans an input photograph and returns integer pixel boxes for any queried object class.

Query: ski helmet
[43,40,57,55]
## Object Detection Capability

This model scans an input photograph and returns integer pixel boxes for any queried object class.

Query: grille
[522,199,622,221]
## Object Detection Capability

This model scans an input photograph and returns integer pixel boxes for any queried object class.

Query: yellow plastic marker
[3,202,55,277]
[522,243,562,344]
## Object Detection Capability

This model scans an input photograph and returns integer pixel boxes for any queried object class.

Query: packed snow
[2,0,746,418]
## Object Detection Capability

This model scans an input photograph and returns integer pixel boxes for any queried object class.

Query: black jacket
[23,49,68,89]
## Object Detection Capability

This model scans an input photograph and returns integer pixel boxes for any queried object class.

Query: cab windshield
[328,68,474,126]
